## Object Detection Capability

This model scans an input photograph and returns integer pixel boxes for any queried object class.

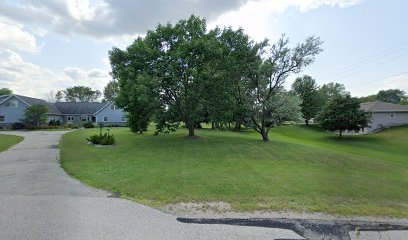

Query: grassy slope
[0,134,23,152]
[60,125,408,217]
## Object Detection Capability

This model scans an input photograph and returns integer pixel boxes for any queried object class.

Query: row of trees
[109,15,323,141]
[359,89,407,105]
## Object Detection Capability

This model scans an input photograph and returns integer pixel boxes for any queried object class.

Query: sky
[0,0,407,99]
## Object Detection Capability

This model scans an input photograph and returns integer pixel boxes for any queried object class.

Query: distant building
[0,94,127,127]
[360,101,408,133]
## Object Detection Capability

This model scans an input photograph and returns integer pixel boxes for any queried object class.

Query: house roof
[16,95,62,115]
[360,101,408,112]
[0,94,62,115]
[54,102,107,115]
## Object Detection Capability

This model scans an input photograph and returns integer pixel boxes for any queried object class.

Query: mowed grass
[60,125,408,217]
[0,134,23,152]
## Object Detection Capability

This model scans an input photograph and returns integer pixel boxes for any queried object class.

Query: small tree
[55,90,64,102]
[22,104,48,127]
[318,95,370,138]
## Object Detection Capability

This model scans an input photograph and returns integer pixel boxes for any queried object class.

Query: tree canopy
[57,86,101,102]
[103,80,119,102]
[110,15,323,141]
[0,88,12,96]
[318,95,370,137]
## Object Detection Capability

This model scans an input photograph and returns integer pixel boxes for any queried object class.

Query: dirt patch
[162,201,233,215]
[162,202,408,226]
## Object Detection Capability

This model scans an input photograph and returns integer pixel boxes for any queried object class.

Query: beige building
[360,101,408,133]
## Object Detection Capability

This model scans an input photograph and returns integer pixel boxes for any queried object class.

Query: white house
[360,101,408,133]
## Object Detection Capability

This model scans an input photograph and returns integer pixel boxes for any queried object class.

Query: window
[110,104,116,110]
[390,112,395,118]
[121,115,127,122]
[67,116,75,122]
[103,116,108,122]
[0,115,4,122]
[81,116,89,122]
[5,99,18,108]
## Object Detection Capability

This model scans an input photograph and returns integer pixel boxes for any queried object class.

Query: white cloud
[210,0,361,41]
[0,20,40,52]
[0,50,110,99]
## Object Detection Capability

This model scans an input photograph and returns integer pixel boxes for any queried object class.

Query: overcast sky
[0,0,407,99]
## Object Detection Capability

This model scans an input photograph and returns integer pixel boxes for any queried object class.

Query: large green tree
[0,88,12,96]
[21,104,48,127]
[318,95,370,138]
[247,36,323,141]
[62,86,101,102]
[291,75,323,125]
[111,15,222,137]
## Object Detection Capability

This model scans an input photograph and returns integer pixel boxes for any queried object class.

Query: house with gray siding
[0,94,127,127]
[360,101,408,133]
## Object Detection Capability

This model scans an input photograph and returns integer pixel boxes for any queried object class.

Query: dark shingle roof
[360,101,408,112]
[54,102,107,115]
[15,95,62,115]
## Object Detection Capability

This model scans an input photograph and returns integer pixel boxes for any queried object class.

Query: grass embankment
[0,134,23,152]
[60,125,408,217]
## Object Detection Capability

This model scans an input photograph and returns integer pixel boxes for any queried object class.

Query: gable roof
[0,94,61,115]
[54,102,107,115]
[360,101,408,112]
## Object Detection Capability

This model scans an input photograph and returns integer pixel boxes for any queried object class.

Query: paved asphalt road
[0,131,407,240]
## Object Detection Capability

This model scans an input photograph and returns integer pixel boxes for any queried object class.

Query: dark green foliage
[318,95,371,137]
[87,133,115,145]
[109,15,323,141]
[103,81,119,102]
[22,104,48,127]
[12,122,25,130]
[376,89,406,104]
[291,75,323,125]
[83,122,95,128]
[48,119,61,126]
[319,82,349,105]
[0,88,12,96]
[62,86,101,102]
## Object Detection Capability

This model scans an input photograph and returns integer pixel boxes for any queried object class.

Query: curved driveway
[0,131,302,240]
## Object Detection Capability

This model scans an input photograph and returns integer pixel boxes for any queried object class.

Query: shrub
[83,122,95,128]
[87,133,115,145]
[12,122,26,130]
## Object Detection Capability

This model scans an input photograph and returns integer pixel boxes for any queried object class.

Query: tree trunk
[188,123,195,137]
[234,121,241,131]
[339,130,342,138]
[261,128,269,141]
[305,119,309,125]
[211,122,215,129]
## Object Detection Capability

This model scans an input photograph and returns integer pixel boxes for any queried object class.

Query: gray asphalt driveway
[0,131,303,240]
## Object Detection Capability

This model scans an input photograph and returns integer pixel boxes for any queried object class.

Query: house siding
[367,112,408,132]
[95,102,127,125]
[0,96,28,126]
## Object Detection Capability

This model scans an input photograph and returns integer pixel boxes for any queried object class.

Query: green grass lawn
[0,134,23,152]
[60,125,408,217]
